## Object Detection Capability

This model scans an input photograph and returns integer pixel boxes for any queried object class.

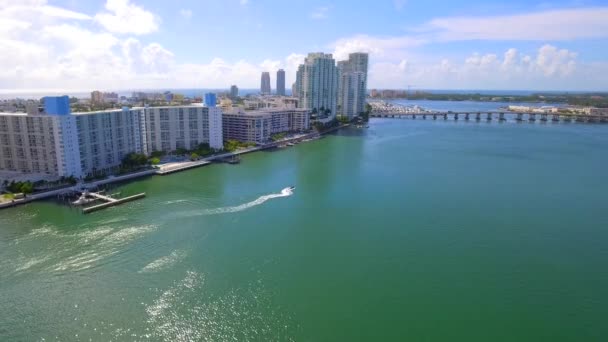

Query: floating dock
[82,192,146,214]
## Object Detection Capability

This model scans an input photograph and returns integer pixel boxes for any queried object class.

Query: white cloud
[422,7,608,41]
[179,9,192,20]
[332,34,426,61]
[95,0,159,35]
[310,6,329,20]
[0,1,91,24]
[367,45,589,90]
[535,45,577,77]
[0,0,606,92]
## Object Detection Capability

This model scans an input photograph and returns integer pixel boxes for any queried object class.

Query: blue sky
[1,0,607,92]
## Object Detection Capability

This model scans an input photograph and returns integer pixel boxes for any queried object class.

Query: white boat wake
[196,187,294,216]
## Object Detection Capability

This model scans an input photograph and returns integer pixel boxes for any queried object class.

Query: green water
[1,119,608,341]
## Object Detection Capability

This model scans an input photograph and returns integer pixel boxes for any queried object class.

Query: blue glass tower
[43,96,71,115]
[204,93,217,107]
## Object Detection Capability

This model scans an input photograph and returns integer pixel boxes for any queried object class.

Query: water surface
[1,118,607,341]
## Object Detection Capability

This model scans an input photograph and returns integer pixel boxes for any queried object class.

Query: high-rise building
[261,72,271,95]
[0,96,224,179]
[76,107,145,176]
[204,93,217,107]
[91,91,103,103]
[144,105,223,152]
[276,69,286,96]
[337,52,369,119]
[230,85,239,99]
[296,53,339,122]
[292,82,298,98]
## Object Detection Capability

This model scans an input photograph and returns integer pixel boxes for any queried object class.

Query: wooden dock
[82,193,146,214]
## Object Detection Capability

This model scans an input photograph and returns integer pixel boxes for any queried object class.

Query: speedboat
[288,186,296,191]
[72,193,93,206]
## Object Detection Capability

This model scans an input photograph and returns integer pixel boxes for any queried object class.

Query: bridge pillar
[475,113,481,121]
[529,113,536,122]
[433,114,437,120]
[412,114,416,119]
[443,113,448,120]
[516,113,523,121]
[540,113,548,122]
[486,113,492,121]
[552,114,560,122]
[465,113,470,120]
[499,112,505,121]
[454,113,459,120]
[422,114,427,119]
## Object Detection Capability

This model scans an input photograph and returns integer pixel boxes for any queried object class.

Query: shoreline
[0,125,348,211]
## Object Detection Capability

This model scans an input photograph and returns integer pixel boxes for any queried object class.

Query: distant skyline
[1,0,608,92]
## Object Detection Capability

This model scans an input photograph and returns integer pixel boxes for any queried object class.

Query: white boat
[72,190,95,206]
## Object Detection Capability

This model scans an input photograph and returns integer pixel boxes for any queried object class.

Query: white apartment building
[75,108,145,176]
[296,53,339,122]
[0,113,62,177]
[338,53,369,119]
[143,105,223,153]
[0,96,224,180]
[0,97,83,178]
[223,108,310,144]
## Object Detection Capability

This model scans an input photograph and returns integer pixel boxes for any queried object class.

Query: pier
[81,192,146,214]
[370,110,608,123]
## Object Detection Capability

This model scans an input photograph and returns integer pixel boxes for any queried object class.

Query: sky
[1,0,608,93]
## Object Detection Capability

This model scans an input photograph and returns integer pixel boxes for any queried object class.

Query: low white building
[222,108,310,144]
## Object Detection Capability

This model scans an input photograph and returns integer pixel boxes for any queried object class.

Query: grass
[1,193,15,203]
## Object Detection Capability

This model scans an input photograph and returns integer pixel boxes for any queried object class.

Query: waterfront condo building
[338,53,369,119]
[0,96,83,178]
[276,69,286,96]
[222,108,310,144]
[143,105,223,154]
[75,107,145,176]
[296,53,339,122]
[261,72,271,95]
[0,96,223,180]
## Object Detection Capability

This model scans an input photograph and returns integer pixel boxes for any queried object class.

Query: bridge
[369,111,608,123]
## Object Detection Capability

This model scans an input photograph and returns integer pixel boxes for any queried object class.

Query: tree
[150,150,165,158]
[121,152,148,170]
[190,152,199,161]
[174,148,187,156]
[150,157,160,165]
[337,115,350,124]
[20,182,33,194]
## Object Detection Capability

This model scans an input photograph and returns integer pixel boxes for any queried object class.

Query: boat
[288,186,296,191]
[72,191,94,206]
[287,143,294,146]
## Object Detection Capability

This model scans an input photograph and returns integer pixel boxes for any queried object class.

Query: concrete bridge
[370,111,608,123]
